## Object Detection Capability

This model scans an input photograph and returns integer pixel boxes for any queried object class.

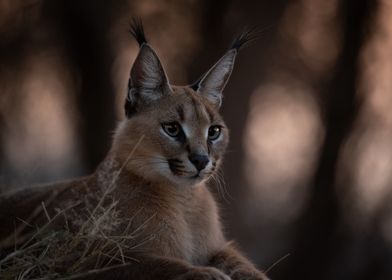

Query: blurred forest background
[1,0,392,279]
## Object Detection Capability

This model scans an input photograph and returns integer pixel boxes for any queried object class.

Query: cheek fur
[157,134,186,159]
[208,134,228,158]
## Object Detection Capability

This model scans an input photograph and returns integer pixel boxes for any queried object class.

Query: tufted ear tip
[190,27,256,108]
[230,26,258,51]
[129,18,147,47]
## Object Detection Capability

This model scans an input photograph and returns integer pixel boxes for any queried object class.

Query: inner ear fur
[125,44,171,118]
[196,49,237,108]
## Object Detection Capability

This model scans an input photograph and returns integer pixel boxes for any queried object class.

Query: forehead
[160,86,221,124]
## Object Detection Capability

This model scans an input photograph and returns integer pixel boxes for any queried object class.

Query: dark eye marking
[176,105,185,122]
[206,107,214,123]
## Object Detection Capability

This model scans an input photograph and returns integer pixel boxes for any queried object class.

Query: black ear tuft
[129,18,147,46]
[230,27,258,51]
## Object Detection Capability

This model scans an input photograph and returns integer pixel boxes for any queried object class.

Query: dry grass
[0,181,154,279]
[0,136,150,279]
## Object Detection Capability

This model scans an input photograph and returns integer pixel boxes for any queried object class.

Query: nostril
[188,154,209,171]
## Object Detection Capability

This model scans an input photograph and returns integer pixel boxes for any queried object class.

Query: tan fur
[0,37,269,279]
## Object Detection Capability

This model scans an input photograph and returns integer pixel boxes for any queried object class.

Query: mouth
[189,173,201,179]
[167,158,210,182]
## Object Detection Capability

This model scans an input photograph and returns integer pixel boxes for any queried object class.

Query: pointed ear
[192,27,257,108]
[125,44,171,117]
[196,49,237,108]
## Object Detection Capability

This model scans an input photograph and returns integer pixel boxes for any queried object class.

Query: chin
[169,174,211,187]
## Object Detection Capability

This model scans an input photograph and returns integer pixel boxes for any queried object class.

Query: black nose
[188,154,209,171]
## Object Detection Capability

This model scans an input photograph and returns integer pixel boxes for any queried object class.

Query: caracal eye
[162,122,181,137]
[208,125,221,141]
